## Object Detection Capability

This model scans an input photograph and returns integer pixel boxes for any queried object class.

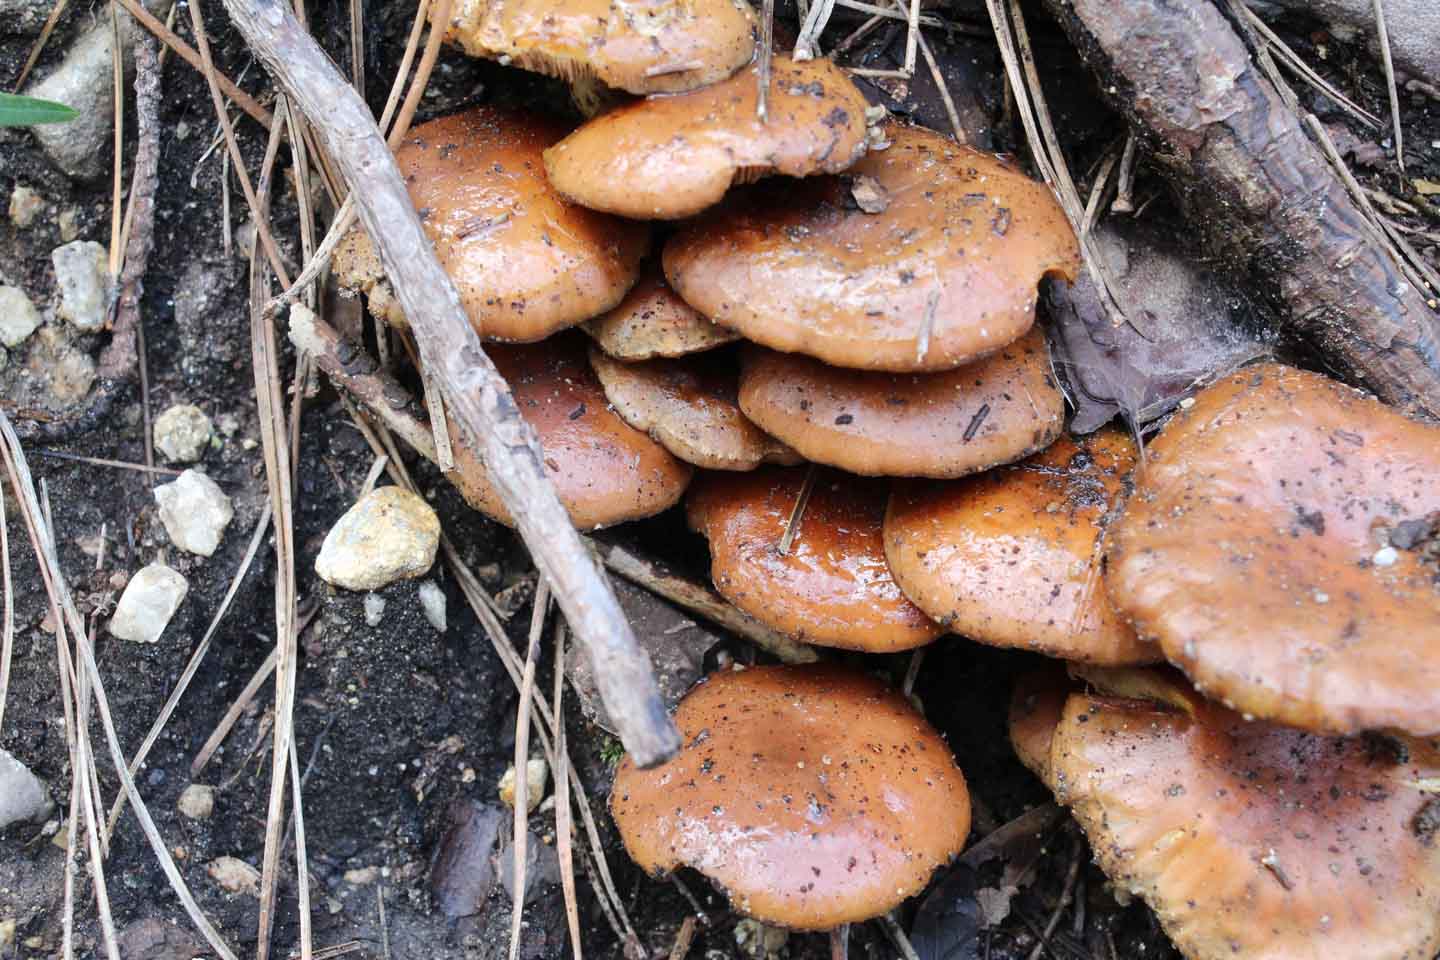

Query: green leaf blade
[0,92,79,127]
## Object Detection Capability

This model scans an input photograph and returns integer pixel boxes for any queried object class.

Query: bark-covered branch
[1045,0,1440,421]
[227,0,679,766]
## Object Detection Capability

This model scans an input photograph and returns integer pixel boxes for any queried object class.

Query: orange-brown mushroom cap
[544,55,869,221]
[611,664,971,930]
[583,262,738,360]
[331,107,648,343]
[445,332,691,529]
[687,468,943,652]
[440,0,757,96]
[1107,363,1440,735]
[738,327,1064,478]
[884,429,1158,664]
[664,122,1079,372]
[1007,667,1072,785]
[1048,667,1440,960]
[589,345,800,471]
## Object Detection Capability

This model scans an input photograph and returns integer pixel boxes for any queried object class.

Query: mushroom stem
[226,1,680,765]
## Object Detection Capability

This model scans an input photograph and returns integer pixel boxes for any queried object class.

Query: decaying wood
[225,0,678,767]
[1045,0,1440,421]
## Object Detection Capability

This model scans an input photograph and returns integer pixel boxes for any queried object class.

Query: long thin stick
[222,0,678,766]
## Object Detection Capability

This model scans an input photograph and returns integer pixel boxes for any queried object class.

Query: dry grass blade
[757,0,775,121]
[245,99,303,960]
[289,737,314,960]
[30,450,179,474]
[552,625,583,960]
[106,502,274,832]
[0,471,12,737]
[509,581,552,960]
[192,646,279,776]
[778,463,817,556]
[1372,0,1404,170]
[0,411,240,960]
[14,0,69,89]
[110,0,273,127]
[73,624,121,960]
[1236,4,1381,129]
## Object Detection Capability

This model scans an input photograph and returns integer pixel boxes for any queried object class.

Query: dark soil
[1,1,1437,959]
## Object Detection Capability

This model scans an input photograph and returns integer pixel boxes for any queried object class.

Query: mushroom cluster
[329,9,1440,953]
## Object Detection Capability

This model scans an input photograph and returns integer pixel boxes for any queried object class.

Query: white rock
[363,593,386,627]
[418,580,447,632]
[315,487,440,591]
[153,404,213,463]
[109,563,188,644]
[176,783,215,820]
[0,749,52,830]
[498,757,549,813]
[0,286,40,348]
[154,470,233,557]
[50,240,108,332]
[207,856,260,896]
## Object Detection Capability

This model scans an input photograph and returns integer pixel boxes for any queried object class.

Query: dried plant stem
[508,581,550,960]
[0,471,11,737]
[1372,0,1404,170]
[552,625,583,960]
[225,0,678,765]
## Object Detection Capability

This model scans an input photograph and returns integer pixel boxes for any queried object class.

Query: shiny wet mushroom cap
[737,327,1064,478]
[1046,667,1440,960]
[686,467,943,652]
[331,106,648,343]
[611,664,971,930]
[1107,363,1440,735]
[885,429,1158,664]
[589,346,800,471]
[440,0,757,95]
[664,122,1079,372]
[582,262,738,361]
[444,332,691,529]
[544,55,870,220]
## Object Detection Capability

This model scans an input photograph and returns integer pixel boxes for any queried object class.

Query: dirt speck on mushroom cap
[687,467,943,651]
[663,122,1079,372]
[1108,363,1440,736]
[611,664,971,930]
[1049,668,1440,960]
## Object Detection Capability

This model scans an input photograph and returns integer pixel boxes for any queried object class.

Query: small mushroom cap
[664,122,1079,372]
[687,467,943,651]
[738,327,1064,478]
[330,107,648,343]
[583,263,738,360]
[1048,668,1440,960]
[445,332,691,529]
[441,0,757,95]
[1107,363,1440,735]
[589,345,800,471]
[1007,667,1072,785]
[544,55,869,221]
[884,429,1159,664]
[612,664,971,930]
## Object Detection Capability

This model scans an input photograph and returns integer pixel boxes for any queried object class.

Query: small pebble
[418,580,447,632]
[498,757,549,813]
[7,185,42,228]
[154,470,233,557]
[153,404,214,463]
[50,240,108,332]
[207,856,260,896]
[0,749,53,830]
[0,286,40,348]
[109,563,188,644]
[176,784,215,820]
[1373,546,1399,568]
[363,593,386,627]
[315,486,440,591]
